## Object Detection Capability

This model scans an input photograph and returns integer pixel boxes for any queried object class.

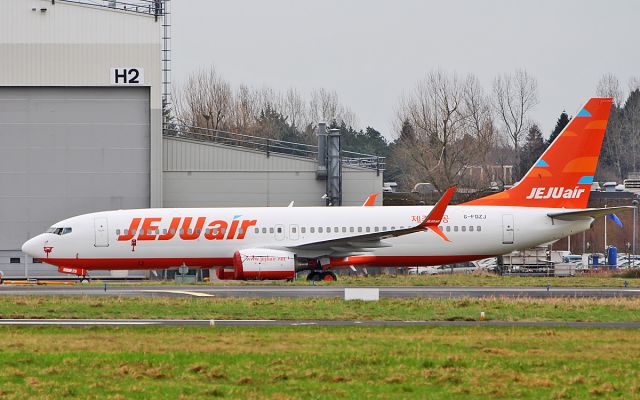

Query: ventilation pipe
[316,122,328,179]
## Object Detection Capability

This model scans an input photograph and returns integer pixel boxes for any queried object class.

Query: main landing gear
[306,271,337,282]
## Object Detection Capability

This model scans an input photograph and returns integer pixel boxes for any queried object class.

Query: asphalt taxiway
[0,284,639,298]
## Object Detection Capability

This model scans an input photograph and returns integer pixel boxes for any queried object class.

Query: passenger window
[131,230,137,235]
[238,228,243,235]
[477,226,482,232]
[277,227,282,233]
[342,227,346,233]
[262,227,267,234]
[212,228,219,234]
[292,227,297,233]
[310,227,315,233]
[326,227,330,232]
[374,227,379,232]
[469,226,474,232]
[319,227,323,233]
[254,228,259,234]
[163,229,167,234]
[382,226,387,231]
[301,227,306,233]
[446,226,451,232]
[454,226,458,232]
[148,229,153,235]
[366,227,371,233]
[170,229,176,235]
[391,226,395,230]
[221,228,227,235]
[196,229,202,234]
[334,227,339,233]
[461,226,466,232]
[350,227,354,233]
[116,229,121,235]
[269,228,274,234]
[124,229,129,235]
[358,227,362,233]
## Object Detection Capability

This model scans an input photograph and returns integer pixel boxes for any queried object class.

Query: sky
[171,0,640,140]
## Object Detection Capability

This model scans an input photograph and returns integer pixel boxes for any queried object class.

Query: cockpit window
[47,227,72,235]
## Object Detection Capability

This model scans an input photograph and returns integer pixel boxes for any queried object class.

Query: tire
[320,271,337,281]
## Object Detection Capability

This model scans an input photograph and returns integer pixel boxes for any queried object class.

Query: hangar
[0,0,383,278]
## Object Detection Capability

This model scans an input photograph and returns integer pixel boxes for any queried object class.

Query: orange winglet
[362,193,378,206]
[417,186,457,229]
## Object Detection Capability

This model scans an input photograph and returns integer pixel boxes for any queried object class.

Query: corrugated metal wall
[163,137,383,208]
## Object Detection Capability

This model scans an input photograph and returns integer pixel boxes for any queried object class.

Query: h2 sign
[110,68,144,85]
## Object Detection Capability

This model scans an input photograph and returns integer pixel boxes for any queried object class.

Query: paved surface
[0,318,639,328]
[0,284,639,298]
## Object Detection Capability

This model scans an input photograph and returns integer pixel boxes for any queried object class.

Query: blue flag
[608,213,623,227]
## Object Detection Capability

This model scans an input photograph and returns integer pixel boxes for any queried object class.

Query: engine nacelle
[215,268,235,280]
[233,248,296,280]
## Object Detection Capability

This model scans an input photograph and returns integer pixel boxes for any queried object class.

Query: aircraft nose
[22,236,42,258]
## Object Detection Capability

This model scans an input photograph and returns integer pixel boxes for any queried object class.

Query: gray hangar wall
[163,137,383,208]
[0,87,151,277]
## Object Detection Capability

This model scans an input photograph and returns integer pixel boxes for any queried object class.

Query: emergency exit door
[502,214,514,244]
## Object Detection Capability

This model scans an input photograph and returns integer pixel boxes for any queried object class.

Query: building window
[10,257,20,264]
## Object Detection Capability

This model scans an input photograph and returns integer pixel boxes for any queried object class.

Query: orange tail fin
[464,97,613,209]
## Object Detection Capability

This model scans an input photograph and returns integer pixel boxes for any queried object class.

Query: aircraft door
[275,224,285,241]
[502,214,514,244]
[289,224,299,240]
[94,217,109,247]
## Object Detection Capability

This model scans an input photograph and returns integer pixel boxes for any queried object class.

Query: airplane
[22,97,628,281]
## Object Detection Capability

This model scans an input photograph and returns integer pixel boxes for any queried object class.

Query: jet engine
[232,248,297,280]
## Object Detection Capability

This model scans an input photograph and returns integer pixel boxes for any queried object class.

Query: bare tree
[492,69,538,179]
[393,70,476,191]
[596,73,624,106]
[307,88,357,128]
[176,67,232,131]
[281,88,306,129]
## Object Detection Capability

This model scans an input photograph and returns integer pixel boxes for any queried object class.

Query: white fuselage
[22,205,592,271]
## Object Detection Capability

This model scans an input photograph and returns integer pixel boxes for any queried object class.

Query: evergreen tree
[519,124,546,176]
[546,111,570,146]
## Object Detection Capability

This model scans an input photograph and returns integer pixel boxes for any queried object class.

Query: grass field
[1,296,640,322]
[0,325,638,399]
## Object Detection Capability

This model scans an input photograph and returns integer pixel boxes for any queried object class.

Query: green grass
[2,296,640,322]
[83,272,640,287]
[0,325,638,399]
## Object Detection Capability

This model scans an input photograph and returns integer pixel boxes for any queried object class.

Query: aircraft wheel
[321,271,337,281]
[306,271,321,281]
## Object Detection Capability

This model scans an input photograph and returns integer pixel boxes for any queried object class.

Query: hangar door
[0,87,150,250]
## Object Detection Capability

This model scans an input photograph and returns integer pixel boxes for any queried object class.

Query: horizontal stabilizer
[547,206,634,221]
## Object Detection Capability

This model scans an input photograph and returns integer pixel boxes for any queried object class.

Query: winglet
[417,186,456,242]
[362,193,378,207]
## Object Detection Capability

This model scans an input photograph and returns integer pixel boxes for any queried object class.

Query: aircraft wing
[547,206,634,221]
[287,186,456,257]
